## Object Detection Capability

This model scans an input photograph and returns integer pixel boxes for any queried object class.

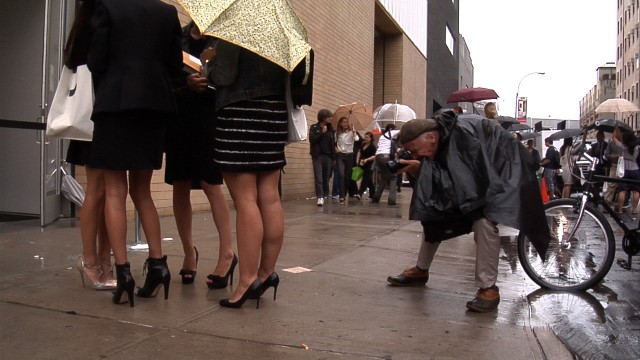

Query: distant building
[579,63,616,129]
[427,0,459,116]
[457,35,474,115]
[616,0,640,130]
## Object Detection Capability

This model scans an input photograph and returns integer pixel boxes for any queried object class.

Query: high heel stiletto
[260,272,280,300]
[219,279,262,309]
[179,247,199,284]
[206,254,238,289]
[113,263,135,307]
[137,256,171,299]
[99,262,117,290]
[76,258,116,290]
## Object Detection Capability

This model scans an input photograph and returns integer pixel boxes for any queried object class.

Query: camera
[386,150,412,173]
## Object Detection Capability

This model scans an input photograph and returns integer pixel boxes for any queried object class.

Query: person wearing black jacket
[309,109,335,206]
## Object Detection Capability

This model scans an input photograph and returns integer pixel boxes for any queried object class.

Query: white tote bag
[46,65,94,141]
[285,74,308,144]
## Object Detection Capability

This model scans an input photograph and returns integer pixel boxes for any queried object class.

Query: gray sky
[459,0,618,120]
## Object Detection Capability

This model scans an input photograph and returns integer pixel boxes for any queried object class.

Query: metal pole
[515,71,545,120]
[130,210,149,250]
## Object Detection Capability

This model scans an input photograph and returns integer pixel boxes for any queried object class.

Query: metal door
[0,0,69,225]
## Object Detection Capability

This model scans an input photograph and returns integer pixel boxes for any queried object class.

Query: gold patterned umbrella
[177,0,311,72]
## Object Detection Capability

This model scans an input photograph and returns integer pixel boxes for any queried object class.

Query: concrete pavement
[0,188,574,359]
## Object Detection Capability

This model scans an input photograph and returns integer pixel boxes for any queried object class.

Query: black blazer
[88,0,182,115]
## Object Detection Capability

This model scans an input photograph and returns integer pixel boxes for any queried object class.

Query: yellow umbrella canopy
[178,0,311,72]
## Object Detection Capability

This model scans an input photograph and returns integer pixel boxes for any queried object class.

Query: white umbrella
[367,102,417,134]
[595,98,640,114]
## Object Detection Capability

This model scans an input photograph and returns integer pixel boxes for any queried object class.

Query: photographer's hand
[399,159,420,178]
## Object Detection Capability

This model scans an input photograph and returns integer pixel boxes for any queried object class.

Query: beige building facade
[617,0,640,129]
[579,63,617,128]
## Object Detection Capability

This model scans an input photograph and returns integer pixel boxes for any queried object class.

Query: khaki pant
[417,218,500,289]
[603,163,618,204]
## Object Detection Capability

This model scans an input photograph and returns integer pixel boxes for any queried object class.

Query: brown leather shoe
[466,285,500,312]
[386,266,429,287]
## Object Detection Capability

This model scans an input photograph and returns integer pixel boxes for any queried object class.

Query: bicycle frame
[570,150,640,266]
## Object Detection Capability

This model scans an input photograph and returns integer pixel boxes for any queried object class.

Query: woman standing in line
[334,117,359,204]
[356,131,377,199]
[164,21,236,289]
[204,39,288,308]
[87,0,183,306]
[64,0,115,290]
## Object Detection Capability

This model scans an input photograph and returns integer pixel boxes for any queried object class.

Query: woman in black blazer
[87,0,183,307]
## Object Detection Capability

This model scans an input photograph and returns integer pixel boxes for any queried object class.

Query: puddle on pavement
[498,234,638,360]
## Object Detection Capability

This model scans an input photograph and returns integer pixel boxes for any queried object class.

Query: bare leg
[201,181,234,275]
[256,170,284,281]
[172,180,197,274]
[617,190,627,213]
[222,172,261,302]
[128,170,163,259]
[80,167,106,268]
[632,191,640,214]
[102,170,129,265]
[562,184,572,198]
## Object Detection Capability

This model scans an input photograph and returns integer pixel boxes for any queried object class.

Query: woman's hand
[186,73,208,93]
[200,47,217,64]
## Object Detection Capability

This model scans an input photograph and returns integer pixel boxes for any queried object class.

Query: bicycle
[517,137,640,291]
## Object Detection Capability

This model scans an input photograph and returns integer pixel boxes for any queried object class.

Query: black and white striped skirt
[214,96,288,172]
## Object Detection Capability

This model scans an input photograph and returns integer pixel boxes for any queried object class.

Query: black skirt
[89,110,169,171]
[214,96,287,172]
[165,94,223,187]
[66,140,92,166]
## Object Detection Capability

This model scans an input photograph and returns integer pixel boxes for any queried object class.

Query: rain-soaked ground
[500,220,640,360]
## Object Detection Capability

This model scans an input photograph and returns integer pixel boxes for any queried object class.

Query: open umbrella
[546,128,582,141]
[333,102,373,131]
[447,87,499,103]
[496,115,518,125]
[177,0,311,72]
[520,132,538,141]
[595,98,640,114]
[592,118,633,133]
[502,123,531,132]
[60,166,85,207]
[366,102,417,133]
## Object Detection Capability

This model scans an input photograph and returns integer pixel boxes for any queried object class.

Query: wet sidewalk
[0,188,575,359]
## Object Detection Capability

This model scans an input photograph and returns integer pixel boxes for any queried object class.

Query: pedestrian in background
[525,139,541,175]
[334,116,359,204]
[540,137,560,200]
[309,109,334,206]
[615,130,640,215]
[604,127,623,205]
[87,0,183,306]
[356,131,377,199]
[372,124,400,205]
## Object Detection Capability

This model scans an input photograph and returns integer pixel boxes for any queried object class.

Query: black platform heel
[113,263,135,307]
[137,256,171,299]
[179,247,198,284]
[206,254,238,289]
[219,279,262,309]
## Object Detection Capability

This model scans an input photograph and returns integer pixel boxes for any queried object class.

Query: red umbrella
[447,87,499,103]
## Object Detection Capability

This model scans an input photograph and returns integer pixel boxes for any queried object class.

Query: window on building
[445,25,455,55]
[603,74,610,80]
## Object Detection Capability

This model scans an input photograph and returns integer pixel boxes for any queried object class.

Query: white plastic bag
[616,156,625,178]
[46,65,94,141]
[285,74,307,144]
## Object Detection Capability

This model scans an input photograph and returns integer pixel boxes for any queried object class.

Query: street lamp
[514,72,545,126]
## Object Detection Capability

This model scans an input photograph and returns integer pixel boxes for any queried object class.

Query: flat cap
[399,118,438,144]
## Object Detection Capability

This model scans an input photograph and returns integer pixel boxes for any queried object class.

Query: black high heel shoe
[260,272,280,300]
[219,279,261,309]
[206,254,238,289]
[137,256,171,299]
[179,247,199,285]
[113,263,135,307]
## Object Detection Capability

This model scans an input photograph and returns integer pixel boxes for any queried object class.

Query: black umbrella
[520,132,537,140]
[546,128,583,141]
[502,122,531,132]
[593,119,633,133]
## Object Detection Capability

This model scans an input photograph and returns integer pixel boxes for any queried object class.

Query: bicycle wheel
[517,198,616,291]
